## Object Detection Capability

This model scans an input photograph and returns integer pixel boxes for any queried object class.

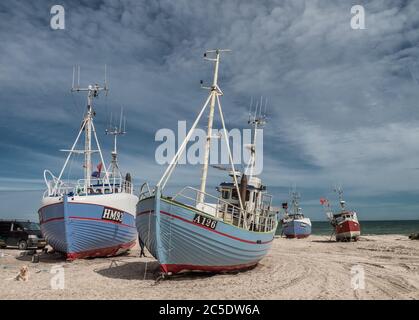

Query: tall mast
[197,50,222,205]
[335,186,346,211]
[71,65,109,192]
[106,108,126,182]
[156,49,243,213]
[291,190,300,215]
[84,89,94,189]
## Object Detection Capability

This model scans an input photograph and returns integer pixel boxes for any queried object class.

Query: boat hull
[136,195,277,274]
[38,193,138,260]
[335,219,361,241]
[282,219,311,239]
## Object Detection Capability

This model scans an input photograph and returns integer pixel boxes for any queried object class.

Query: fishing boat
[280,191,311,238]
[136,50,278,276]
[321,187,361,242]
[38,68,138,260]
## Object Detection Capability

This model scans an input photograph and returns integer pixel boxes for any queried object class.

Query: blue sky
[0,0,419,221]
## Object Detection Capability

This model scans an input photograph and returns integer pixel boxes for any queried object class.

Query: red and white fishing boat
[321,188,361,242]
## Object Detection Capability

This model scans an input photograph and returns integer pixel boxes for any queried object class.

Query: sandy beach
[0,234,418,300]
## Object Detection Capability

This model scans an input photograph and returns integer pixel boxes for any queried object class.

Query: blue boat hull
[282,220,311,238]
[38,195,137,259]
[136,194,277,274]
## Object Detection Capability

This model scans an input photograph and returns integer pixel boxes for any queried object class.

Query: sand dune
[0,235,418,299]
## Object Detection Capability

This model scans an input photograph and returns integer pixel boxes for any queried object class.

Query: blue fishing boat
[38,68,138,260]
[136,50,278,275]
[281,191,311,238]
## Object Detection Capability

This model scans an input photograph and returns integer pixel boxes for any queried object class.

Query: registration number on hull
[102,207,124,223]
[193,214,217,230]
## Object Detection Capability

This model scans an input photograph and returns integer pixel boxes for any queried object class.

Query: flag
[91,162,103,178]
[97,162,103,174]
[320,198,328,205]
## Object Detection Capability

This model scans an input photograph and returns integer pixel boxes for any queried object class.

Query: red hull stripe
[40,217,65,224]
[136,210,153,216]
[161,261,259,274]
[138,209,273,245]
[68,216,136,229]
[40,216,135,229]
[66,240,136,260]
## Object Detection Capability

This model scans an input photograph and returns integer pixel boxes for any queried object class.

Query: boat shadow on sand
[95,260,161,280]
[95,260,253,281]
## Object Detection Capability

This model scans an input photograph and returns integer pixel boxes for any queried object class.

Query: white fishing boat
[281,191,311,238]
[136,50,278,276]
[38,67,138,259]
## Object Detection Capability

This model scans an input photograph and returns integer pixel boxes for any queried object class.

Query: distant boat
[38,68,138,260]
[321,187,361,242]
[281,191,311,238]
[136,49,278,276]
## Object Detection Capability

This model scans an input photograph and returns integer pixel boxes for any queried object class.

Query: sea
[275,220,419,236]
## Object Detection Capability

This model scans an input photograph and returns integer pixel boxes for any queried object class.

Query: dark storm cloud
[0,0,419,219]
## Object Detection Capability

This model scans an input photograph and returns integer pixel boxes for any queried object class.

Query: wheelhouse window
[253,192,258,203]
[232,189,238,200]
[221,189,230,199]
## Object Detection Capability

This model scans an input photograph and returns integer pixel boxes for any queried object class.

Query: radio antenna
[245,96,268,179]
[105,107,126,181]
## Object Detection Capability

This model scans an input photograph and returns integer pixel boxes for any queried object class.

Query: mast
[156,49,243,213]
[71,65,109,193]
[334,186,346,211]
[105,108,126,184]
[246,97,266,180]
[197,49,223,205]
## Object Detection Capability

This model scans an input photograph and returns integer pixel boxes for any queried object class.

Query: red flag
[97,162,103,174]
[320,198,328,205]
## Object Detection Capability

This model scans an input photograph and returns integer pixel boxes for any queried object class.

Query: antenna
[333,185,346,211]
[199,49,231,94]
[248,95,267,128]
[106,107,126,137]
[105,107,126,180]
[71,64,109,95]
[66,65,111,192]
[104,64,109,95]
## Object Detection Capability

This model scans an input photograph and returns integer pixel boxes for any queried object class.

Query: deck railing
[172,186,277,233]
[43,171,134,197]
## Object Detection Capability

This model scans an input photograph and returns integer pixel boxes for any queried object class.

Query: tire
[18,240,28,250]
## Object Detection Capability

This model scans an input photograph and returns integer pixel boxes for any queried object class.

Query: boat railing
[76,178,133,195]
[43,174,133,197]
[139,182,153,200]
[172,186,222,214]
[172,186,277,232]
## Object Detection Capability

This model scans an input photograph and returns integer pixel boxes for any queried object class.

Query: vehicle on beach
[321,187,361,242]
[280,191,312,239]
[38,69,138,260]
[136,49,278,276]
[0,236,6,248]
[0,220,46,250]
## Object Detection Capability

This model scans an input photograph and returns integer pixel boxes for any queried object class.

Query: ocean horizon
[276,220,419,236]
